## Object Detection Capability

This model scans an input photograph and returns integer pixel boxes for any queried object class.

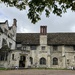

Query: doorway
[19,56,26,68]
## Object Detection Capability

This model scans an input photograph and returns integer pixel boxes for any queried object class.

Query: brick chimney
[13,18,17,27]
[40,26,47,35]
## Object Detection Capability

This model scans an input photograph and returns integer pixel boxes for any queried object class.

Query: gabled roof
[16,33,75,45]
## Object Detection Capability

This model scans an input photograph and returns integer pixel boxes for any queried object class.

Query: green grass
[0,68,7,70]
[0,67,68,70]
[44,68,68,70]
[0,68,13,70]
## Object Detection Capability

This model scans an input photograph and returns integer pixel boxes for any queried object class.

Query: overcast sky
[0,3,75,33]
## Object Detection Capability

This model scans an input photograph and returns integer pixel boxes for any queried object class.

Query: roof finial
[13,18,17,27]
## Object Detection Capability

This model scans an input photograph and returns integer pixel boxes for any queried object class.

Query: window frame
[0,55,5,61]
[30,46,37,50]
[30,57,33,65]
[40,57,46,65]
[53,45,58,51]
[4,28,8,35]
[73,46,75,51]
[22,46,26,50]
[12,54,15,60]
[53,57,58,65]
[9,42,12,49]
[74,56,75,61]
[41,46,45,50]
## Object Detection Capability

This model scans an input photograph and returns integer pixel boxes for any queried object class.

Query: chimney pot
[40,26,47,35]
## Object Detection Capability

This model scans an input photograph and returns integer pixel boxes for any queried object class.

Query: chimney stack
[13,18,17,26]
[40,26,47,35]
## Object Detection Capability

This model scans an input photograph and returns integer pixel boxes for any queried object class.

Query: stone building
[0,19,17,68]
[0,19,75,69]
[16,26,75,69]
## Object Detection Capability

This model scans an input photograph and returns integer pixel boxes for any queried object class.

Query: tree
[1,0,75,24]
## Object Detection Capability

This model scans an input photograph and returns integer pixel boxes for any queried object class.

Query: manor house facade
[0,19,75,69]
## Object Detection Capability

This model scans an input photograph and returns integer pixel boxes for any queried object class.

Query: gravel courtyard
[0,69,75,75]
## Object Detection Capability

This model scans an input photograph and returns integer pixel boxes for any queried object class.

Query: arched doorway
[19,56,26,68]
[30,57,33,65]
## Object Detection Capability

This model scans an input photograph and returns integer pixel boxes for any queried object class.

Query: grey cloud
[0,3,75,33]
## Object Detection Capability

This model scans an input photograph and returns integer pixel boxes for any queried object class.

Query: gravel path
[0,69,75,75]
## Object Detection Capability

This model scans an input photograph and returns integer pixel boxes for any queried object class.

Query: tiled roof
[16,33,75,45]
[47,33,75,45]
[16,33,39,45]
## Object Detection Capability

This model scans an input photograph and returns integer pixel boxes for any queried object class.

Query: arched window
[53,57,58,65]
[30,57,33,65]
[40,57,46,65]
